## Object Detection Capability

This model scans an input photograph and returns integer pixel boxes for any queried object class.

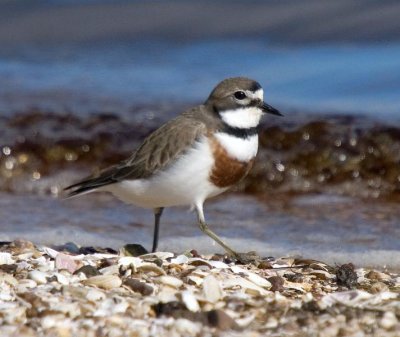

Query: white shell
[40,246,60,259]
[157,286,179,303]
[86,289,106,302]
[246,272,271,289]
[0,252,15,265]
[235,313,256,327]
[187,275,204,286]
[118,256,142,267]
[17,252,34,260]
[139,252,174,260]
[207,260,229,269]
[82,275,122,290]
[99,264,119,275]
[156,275,183,289]
[54,272,70,285]
[222,277,269,296]
[28,270,48,284]
[202,275,223,303]
[318,290,398,309]
[181,290,200,312]
[137,263,166,276]
[366,270,392,281]
[17,279,37,291]
[0,273,18,286]
[170,255,189,264]
[175,318,201,335]
[231,265,271,288]
[380,311,398,329]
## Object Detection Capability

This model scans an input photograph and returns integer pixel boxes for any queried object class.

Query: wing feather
[64,112,207,196]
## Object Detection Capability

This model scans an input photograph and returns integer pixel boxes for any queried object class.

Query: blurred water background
[1,0,399,268]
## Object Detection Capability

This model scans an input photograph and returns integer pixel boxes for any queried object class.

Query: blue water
[1,40,399,117]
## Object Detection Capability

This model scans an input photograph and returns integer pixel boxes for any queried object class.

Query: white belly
[104,137,227,208]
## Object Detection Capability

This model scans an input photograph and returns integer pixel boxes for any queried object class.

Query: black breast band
[220,124,259,139]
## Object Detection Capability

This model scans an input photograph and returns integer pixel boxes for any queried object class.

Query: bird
[64,77,282,262]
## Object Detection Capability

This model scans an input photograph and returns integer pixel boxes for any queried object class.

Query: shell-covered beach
[1,240,399,336]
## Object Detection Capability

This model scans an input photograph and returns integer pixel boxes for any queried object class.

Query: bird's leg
[198,218,238,257]
[152,207,164,252]
[195,203,259,264]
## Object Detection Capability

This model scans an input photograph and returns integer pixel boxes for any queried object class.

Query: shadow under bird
[65,77,282,262]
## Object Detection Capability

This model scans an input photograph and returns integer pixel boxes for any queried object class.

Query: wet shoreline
[1,108,400,199]
[1,187,399,269]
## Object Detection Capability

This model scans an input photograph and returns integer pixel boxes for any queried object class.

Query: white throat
[219,106,263,129]
[214,132,258,162]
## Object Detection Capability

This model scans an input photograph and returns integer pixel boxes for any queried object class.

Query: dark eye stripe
[250,82,262,92]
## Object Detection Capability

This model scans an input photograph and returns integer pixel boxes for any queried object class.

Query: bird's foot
[231,251,261,265]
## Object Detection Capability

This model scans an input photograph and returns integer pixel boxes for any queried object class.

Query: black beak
[262,102,283,116]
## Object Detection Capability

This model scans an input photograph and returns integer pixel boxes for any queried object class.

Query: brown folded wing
[65,112,207,196]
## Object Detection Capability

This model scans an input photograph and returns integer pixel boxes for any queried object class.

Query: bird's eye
[234,91,246,100]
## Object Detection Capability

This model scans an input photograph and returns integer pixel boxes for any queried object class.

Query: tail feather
[64,163,127,198]
[64,185,97,198]
[64,175,115,198]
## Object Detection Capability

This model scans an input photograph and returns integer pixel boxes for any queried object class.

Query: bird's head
[206,77,282,129]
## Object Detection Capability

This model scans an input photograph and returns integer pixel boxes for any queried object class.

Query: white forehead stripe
[245,88,263,101]
[220,107,263,128]
[214,133,258,162]
[253,88,264,100]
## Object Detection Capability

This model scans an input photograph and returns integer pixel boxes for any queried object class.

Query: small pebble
[268,276,285,292]
[210,254,223,261]
[74,265,100,278]
[336,263,358,289]
[366,270,391,281]
[122,244,148,257]
[60,242,80,254]
[370,281,389,294]
[258,260,273,269]
[124,278,153,296]
[0,263,18,273]
[207,309,237,330]
[190,250,201,258]
[285,273,304,283]
[153,258,163,267]
[11,239,35,252]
